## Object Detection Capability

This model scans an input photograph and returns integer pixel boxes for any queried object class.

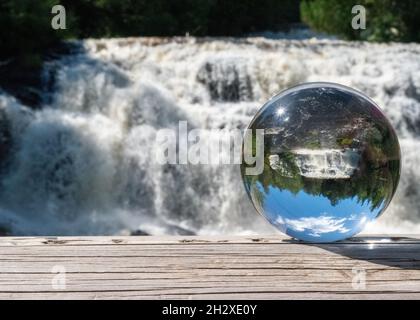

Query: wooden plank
[0,235,420,299]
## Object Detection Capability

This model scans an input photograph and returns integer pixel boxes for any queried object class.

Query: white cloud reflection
[277,215,351,237]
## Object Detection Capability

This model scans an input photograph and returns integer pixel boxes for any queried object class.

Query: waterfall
[292,148,360,179]
[1,37,420,235]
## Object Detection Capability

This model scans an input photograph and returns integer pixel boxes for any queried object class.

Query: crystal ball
[241,82,401,242]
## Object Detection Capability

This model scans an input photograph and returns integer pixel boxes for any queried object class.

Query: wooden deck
[1,235,420,299]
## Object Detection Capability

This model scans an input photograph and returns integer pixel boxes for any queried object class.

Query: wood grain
[0,235,420,299]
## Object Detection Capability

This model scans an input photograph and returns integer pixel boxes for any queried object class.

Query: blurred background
[0,0,419,236]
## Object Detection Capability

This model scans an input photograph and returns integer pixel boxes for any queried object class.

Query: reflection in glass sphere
[241,83,401,242]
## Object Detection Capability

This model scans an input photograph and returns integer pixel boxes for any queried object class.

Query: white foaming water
[292,148,360,179]
[1,37,420,235]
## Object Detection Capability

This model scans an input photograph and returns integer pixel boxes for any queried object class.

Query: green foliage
[0,0,61,67]
[336,137,353,147]
[4,0,420,69]
[301,0,420,42]
[59,0,300,37]
[301,0,356,39]
[205,0,300,36]
[1,0,300,66]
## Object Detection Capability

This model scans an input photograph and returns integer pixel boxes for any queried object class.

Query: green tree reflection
[242,119,400,212]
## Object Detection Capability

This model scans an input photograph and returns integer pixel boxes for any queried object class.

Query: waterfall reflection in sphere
[241,82,401,242]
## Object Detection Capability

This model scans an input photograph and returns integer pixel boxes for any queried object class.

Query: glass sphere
[241,82,401,242]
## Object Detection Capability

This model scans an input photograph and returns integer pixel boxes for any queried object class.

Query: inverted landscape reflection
[242,83,401,242]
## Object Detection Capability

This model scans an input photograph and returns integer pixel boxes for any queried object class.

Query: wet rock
[0,62,43,108]
[130,229,150,236]
[197,60,253,102]
[0,42,80,109]
[0,226,10,236]
[0,108,11,173]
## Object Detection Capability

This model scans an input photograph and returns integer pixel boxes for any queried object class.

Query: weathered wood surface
[1,235,420,299]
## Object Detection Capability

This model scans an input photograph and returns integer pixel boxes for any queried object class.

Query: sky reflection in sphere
[241,83,401,242]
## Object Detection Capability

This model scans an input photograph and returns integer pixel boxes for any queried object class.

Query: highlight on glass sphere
[241,82,401,242]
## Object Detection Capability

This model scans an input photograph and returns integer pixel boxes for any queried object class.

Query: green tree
[0,0,65,67]
[301,0,420,42]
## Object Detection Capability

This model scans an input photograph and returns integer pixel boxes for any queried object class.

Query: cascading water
[1,37,420,235]
[292,148,360,179]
